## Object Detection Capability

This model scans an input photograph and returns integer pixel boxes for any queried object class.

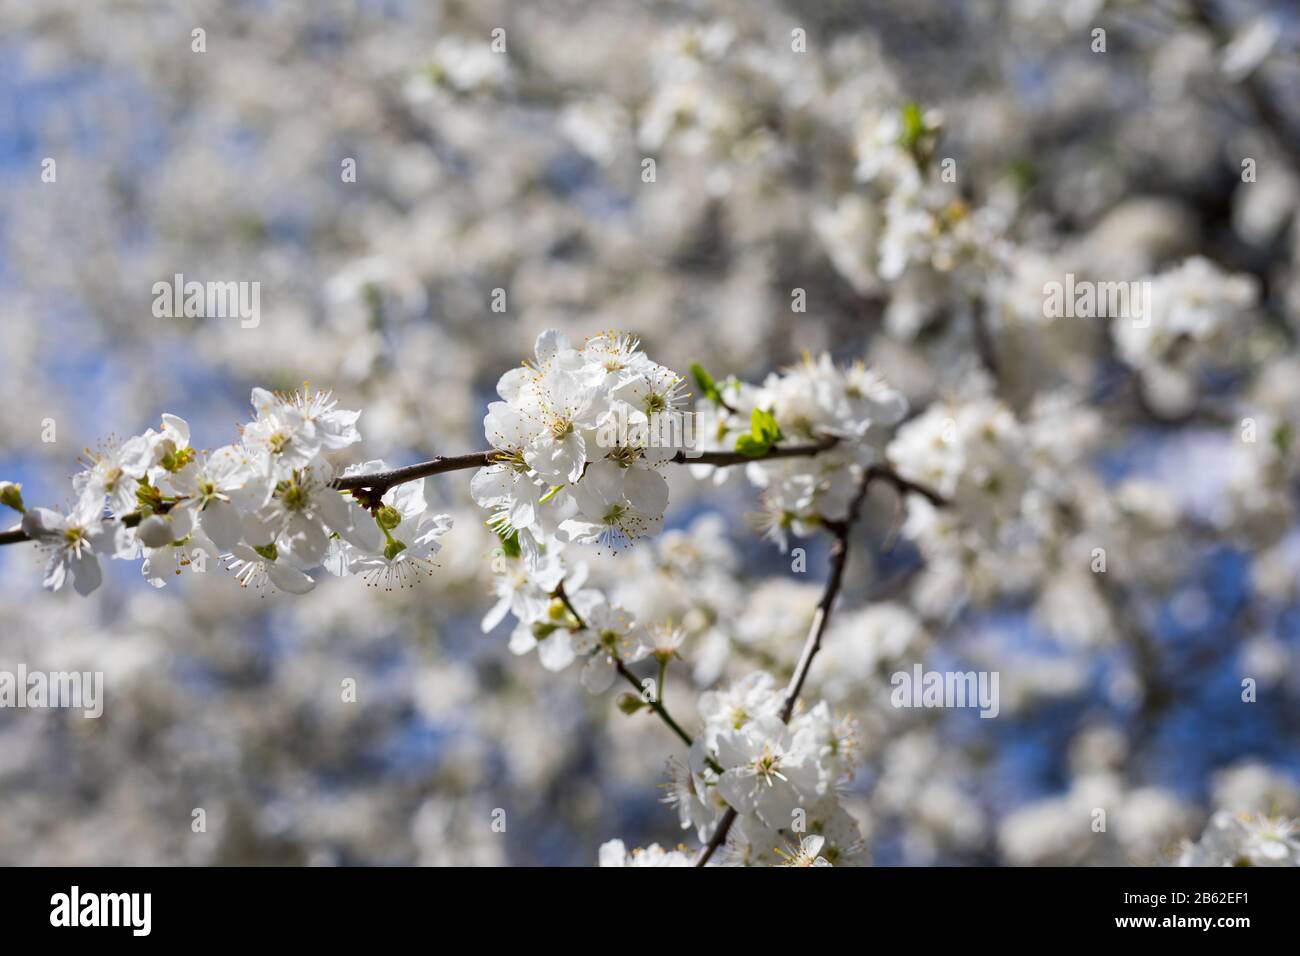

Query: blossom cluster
[1176,812,1300,867]
[485,532,872,865]
[469,337,910,864]
[684,672,866,866]
[1113,257,1260,416]
[470,330,688,558]
[691,352,909,550]
[817,107,1011,339]
[879,389,1190,636]
[7,389,452,596]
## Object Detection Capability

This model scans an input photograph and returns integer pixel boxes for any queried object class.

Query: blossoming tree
[1,0,1298,867]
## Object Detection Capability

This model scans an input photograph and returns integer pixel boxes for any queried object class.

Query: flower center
[273,474,314,512]
[753,749,787,785]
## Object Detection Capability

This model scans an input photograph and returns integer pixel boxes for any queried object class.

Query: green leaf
[734,408,784,457]
[735,433,769,458]
[900,101,926,153]
[690,362,721,405]
[751,408,783,444]
[1273,422,1292,459]
[1009,156,1036,192]
[495,523,522,559]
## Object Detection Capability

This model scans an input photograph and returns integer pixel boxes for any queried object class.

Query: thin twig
[971,304,1000,381]
[555,582,715,767]
[694,476,875,866]
[670,435,840,467]
[695,807,738,866]
[864,463,948,508]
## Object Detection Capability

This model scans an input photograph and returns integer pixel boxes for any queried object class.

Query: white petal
[313,486,353,536]
[580,657,617,694]
[623,466,669,516]
[136,515,174,549]
[534,329,572,365]
[507,625,538,655]
[200,499,245,551]
[537,631,576,672]
[482,595,512,633]
[70,550,102,596]
[23,508,65,539]
[267,562,315,594]
[41,553,69,591]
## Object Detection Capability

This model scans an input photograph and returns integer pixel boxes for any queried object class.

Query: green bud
[617,693,648,715]
[1273,423,1292,458]
[900,101,926,152]
[383,537,407,561]
[0,482,24,513]
[135,480,164,510]
[160,446,195,473]
[531,621,559,640]
[376,505,402,531]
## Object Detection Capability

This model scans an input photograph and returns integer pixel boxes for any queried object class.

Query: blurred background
[0,0,1298,865]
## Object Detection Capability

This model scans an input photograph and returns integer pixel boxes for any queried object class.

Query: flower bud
[616,693,648,715]
[137,514,175,548]
[0,481,23,513]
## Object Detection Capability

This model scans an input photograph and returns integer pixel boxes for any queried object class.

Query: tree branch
[332,451,498,494]
[1,438,945,554]
[5,419,948,865]
[863,463,948,508]
[332,434,845,496]
[694,471,883,866]
[2,434,895,547]
[670,435,840,467]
